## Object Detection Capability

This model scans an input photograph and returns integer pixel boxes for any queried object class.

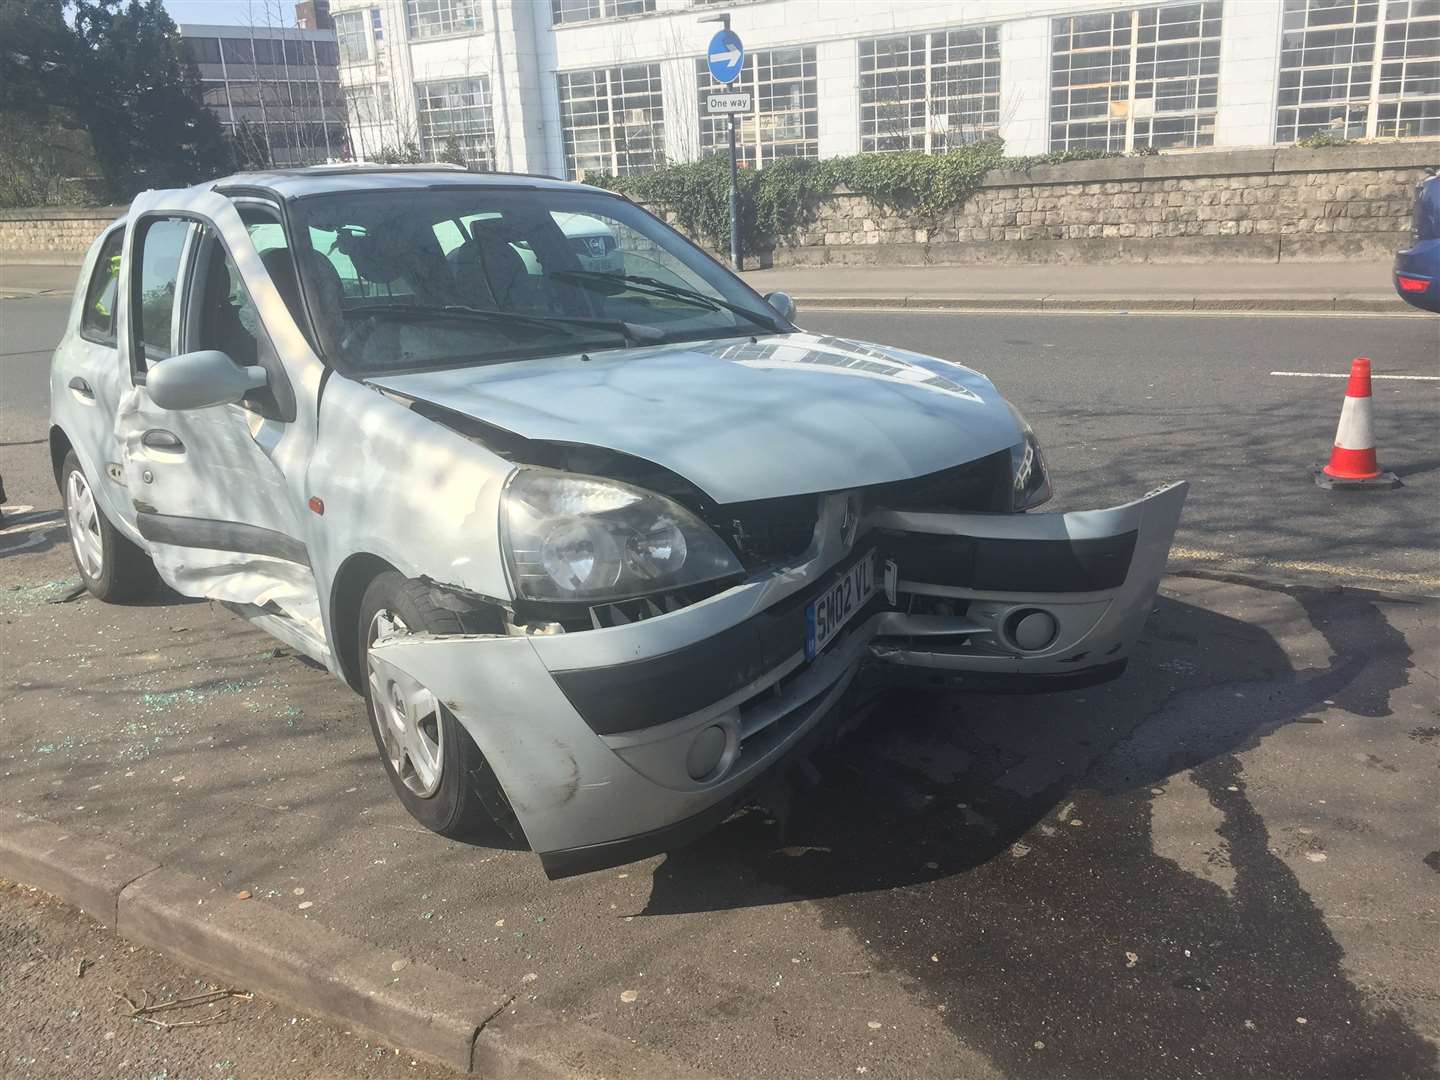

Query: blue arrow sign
[706,29,745,85]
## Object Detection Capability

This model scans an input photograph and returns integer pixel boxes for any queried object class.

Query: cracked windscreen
[284,187,789,374]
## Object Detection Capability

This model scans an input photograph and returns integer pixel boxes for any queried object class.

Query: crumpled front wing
[369,481,1187,876]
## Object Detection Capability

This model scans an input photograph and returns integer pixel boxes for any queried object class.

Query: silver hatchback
[49,166,1186,877]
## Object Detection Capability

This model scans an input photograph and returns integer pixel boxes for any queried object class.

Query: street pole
[728,112,741,270]
[701,12,742,272]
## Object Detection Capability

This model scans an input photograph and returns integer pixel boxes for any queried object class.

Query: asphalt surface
[2,295,1438,1079]
[0,879,460,1079]
[3,298,1437,590]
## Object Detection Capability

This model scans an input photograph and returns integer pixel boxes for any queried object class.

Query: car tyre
[358,570,524,845]
[61,451,158,602]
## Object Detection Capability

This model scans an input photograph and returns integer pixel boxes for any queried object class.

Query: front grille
[864,449,1011,513]
[708,495,820,569]
[705,452,1010,571]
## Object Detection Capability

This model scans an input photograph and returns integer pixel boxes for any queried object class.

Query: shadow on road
[641,586,1437,1080]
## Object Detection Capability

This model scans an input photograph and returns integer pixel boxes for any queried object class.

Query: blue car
[1394,167,1440,313]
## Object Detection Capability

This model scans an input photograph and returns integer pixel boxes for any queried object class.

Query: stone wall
[3,142,1436,268]
[0,207,125,265]
[764,142,1438,266]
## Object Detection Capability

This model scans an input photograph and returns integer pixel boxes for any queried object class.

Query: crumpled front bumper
[369,481,1187,877]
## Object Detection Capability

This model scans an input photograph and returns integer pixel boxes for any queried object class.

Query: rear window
[80,229,124,345]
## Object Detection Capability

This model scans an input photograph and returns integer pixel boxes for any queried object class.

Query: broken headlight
[501,469,744,602]
[1008,407,1052,511]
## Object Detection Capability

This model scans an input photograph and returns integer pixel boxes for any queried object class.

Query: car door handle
[68,376,94,399]
[142,429,185,453]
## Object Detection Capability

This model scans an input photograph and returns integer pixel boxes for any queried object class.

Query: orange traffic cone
[1313,358,1401,489]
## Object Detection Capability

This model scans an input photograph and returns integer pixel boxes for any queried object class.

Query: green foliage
[589,142,1120,253]
[0,113,100,208]
[439,136,468,167]
[372,142,424,164]
[1297,131,1353,149]
[1,0,233,203]
[71,0,234,197]
[0,0,73,118]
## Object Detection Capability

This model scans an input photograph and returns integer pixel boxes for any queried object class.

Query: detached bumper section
[868,481,1188,685]
[369,482,1187,877]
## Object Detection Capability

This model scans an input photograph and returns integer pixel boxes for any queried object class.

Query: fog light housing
[1005,608,1059,652]
[686,724,732,781]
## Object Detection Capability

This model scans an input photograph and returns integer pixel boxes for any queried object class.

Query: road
[2,296,1438,1080]
[4,298,1437,590]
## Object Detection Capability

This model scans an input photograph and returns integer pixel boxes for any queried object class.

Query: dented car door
[112,188,328,657]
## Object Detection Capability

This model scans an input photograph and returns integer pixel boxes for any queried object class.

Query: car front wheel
[357,570,523,845]
[61,451,157,602]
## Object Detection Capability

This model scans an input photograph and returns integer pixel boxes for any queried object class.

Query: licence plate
[805,551,878,661]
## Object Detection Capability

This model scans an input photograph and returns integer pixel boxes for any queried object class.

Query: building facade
[178,22,347,168]
[326,0,1440,178]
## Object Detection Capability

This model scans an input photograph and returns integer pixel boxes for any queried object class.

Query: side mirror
[764,291,796,323]
[146,350,267,411]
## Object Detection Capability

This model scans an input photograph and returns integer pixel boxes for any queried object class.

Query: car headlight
[501,468,744,602]
[1007,407,1052,511]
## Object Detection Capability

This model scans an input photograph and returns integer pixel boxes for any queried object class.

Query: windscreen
[282,186,788,373]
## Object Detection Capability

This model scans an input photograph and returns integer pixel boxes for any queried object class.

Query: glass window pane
[414,76,495,168]
[82,230,124,344]
[136,219,190,362]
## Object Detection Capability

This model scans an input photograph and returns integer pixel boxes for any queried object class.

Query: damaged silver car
[49,166,1187,877]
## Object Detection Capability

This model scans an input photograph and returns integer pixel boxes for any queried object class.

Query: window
[370,6,385,41]
[1050,2,1222,152]
[227,81,260,106]
[286,187,785,375]
[414,76,494,167]
[1276,0,1380,140]
[283,39,314,66]
[133,218,191,366]
[551,0,654,26]
[1278,0,1440,140]
[221,37,254,66]
[696,46,818,167]
[558,63,665,179]
[195,237,266,370]
[860,27,1000,154]
[345,82,394,125]
[1376,0,1440,137]
[81,230,124,345]
[184,37,222,64]
[315,40,339,66]
[334,10,368,64]
[406,0,482,39]
[189,219,294,420]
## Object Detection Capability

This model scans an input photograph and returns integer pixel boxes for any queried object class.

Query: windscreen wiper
[549,271,784,333]
[344,302,665,346]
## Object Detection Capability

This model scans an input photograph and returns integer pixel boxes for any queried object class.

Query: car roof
[209,164,615,200]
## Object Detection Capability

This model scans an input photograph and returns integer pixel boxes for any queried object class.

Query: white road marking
[1270,371,1440,381]
[0,506,67,554]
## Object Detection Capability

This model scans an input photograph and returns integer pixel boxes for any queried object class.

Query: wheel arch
[329,552,398,692]
[49,425,74,489]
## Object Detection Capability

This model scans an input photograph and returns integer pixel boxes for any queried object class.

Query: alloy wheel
[65,468,104,581]
[366,609,446,798]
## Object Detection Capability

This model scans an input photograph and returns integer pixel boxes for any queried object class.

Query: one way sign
[706,28,745,85]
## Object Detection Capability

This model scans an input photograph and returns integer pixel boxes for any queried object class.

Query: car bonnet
[366,333,1024,503]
